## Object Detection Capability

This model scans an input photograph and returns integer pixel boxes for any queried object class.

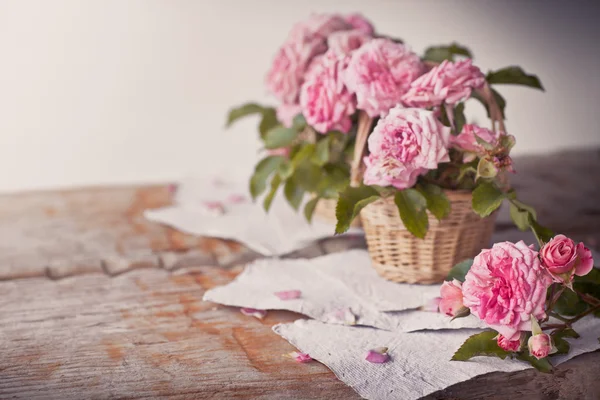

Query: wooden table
[1,150,600,399]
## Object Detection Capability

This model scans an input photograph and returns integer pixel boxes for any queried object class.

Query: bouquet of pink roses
[437,226,598,372]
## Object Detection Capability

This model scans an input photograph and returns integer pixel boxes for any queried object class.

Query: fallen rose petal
[289,351,312,363]
[365,347,390,363]
[227,194,247,204]
[324,307,356,325]
[202,201,225,215]
[274,290,302,300]
[240,307,267,319]
[167,183,178,194]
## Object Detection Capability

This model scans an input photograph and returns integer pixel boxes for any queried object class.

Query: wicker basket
[314,198,362,228]
[360,191,497,284]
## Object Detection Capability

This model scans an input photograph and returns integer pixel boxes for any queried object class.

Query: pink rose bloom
[540,234,594,283]
[462,241,552,341]
[266,38,327,104]
[344,13,375,35]
[327,30,372,56]
[276,103,302,128]
[287,13,352,42]
[344,38,424,117]
[363,107,450,189]
[439,279,464,317]
[497,333,523,352]
[402,59,485,108]
[451,124,501,162]
[300,51,356,134]
[528,333,556,359]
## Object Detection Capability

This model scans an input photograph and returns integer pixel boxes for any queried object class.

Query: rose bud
[540,235,594,284]
[527,317,557,360]
[439,279,469,318]
[528,334,557,360]
[497,333,524,352]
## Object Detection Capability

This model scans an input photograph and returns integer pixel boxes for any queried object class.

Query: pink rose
[266,38,327,104]
[276,103,302,128]
[528,333,556,359]
[451,124,501,162]
[439,279,464,317]
[343,13,375,35]
[497,333,523,352]
[287,13,352,43]
[344,38,424,117]
[363,107,450,189]
[327,30,372,56]
[300,51,356,134]
[540,235,594,283]
[462,241,552,341]
[402,59,485,108]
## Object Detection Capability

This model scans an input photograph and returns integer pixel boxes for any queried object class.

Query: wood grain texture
[0,267,358,399]
[1,149,599,399]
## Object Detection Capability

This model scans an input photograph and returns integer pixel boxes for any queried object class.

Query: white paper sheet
[273,317,600,400]
[204,250,485,332]
[144,175,360,256]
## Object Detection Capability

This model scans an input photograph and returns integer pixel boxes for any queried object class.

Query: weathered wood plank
[0,267,358,399]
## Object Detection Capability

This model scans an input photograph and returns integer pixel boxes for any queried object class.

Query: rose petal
[202,201,225,215]
[227,194,247,204]
[289,351,312,363]
[324,307,356,325]
[365,347,390,363]
[420,297,441,312]
[167,184,178,194]
[274,290,302,300]
[240,307,267,319]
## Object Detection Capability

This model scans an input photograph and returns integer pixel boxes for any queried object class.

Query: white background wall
[1,0,598,192]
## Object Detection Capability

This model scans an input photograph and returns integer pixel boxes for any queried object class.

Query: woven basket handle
[349,82,505,187]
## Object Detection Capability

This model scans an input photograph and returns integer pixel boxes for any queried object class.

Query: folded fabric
[273,316,600,400]
[204,250,485,332]
[144,175,361,256]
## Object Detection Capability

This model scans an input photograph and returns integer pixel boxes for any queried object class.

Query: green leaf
[516,353,553,373]
[304,196,320,223]
[574,268,600,285]
[529,219,555,245]
[264,126,299,149]
[551,328,580,355]
[312,136,331,166]
[394,189,429,239]
[291,143,316,168]
[423,43,472,63]
[277,160,294,180]
[446,259,474,282]
[226,103,265,127]
[249,156,284,199]
[486,66,544,91]
[258,108,278,138]
[263,175,281,212]
[452,331,511,361]
[554,288,588,316]
[454,102,466,134]
[471,88,506,119]
[294,163,322,193]
[335,186,381,234]
[472,182,505,217]
[292,114,306,130]
[417,184,451,221]
[284,177,304,211]
[509,199,537,231]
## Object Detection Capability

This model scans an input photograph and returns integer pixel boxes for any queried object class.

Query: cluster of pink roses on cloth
[436,232,598,372]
